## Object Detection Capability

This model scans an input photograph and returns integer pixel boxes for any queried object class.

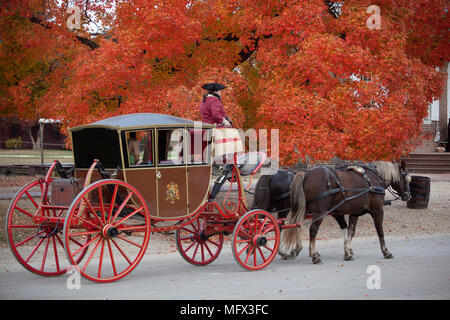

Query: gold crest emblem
[166,182,180,204]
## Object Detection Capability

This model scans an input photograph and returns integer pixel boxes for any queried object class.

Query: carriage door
[156,128,188,218]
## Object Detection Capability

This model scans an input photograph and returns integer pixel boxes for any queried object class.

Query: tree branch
[28,16,99,50]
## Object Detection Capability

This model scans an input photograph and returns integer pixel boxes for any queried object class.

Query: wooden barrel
[407,176,431,209]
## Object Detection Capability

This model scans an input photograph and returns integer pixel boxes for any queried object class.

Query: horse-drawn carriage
[5,113,413,282]
[5,113,276,282]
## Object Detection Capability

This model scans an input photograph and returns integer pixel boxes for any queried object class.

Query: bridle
[385,168,412,202]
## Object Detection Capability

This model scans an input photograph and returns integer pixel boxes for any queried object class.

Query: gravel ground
[1,173,449,257]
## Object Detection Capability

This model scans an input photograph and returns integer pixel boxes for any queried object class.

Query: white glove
[221,118,232,127]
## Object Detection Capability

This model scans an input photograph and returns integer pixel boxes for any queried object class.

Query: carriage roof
[70,113,215,131]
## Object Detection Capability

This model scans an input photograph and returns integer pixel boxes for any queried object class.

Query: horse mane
[370,161,400,184]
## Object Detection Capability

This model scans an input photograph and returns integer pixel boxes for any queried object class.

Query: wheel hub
[102,224,119,238]
[252,235,267,247]
[197,232,209,242]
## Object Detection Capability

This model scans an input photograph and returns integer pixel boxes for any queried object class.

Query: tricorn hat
[201,83,226,92]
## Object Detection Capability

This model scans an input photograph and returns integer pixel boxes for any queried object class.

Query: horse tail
[279,172,307,259]
[251,175,271,210]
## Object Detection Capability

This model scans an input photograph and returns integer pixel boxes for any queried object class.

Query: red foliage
[0,0,448,164]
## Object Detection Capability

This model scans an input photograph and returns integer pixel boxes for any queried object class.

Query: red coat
[199,95,227,127]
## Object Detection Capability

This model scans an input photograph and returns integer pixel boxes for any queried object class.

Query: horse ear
[400,160,406,170]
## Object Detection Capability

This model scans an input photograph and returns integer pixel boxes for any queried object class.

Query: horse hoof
[384,253,394,259]
[312,257,322,264]
[344,255,354,261]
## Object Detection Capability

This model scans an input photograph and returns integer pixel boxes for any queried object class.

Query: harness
[301,165,385,225]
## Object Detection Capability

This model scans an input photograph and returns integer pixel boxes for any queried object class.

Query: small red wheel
[176,217,223,266]
[232,210,280,271]
[6,179,88,276]
[63,179,151,283]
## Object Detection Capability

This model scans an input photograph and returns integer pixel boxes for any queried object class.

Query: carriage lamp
[406,175,412,183]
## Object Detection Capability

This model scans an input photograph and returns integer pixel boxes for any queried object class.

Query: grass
[0,149,73,166]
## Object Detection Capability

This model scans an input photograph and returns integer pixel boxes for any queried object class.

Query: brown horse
[251,169,352,259]
[279,161,411,264]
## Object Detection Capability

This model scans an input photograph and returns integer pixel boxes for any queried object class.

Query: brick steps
[401,153,450,173]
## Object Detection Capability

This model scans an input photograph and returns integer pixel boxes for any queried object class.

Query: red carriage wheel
[63,179,151,283]
[175,217,224,266]
[232,210,280,271]
[6,179,89,276]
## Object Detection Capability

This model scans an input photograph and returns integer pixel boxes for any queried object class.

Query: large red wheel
[175,217,223,266]
[63,179,151,283]
[5,179,88,276]
[232,210,280,271]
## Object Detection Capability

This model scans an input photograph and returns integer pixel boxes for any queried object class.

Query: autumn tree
[0,0,448,164]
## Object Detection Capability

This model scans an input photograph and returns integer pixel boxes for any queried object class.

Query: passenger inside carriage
[126,130,153,166]
[140,130,153,165]
[158,128,184,165]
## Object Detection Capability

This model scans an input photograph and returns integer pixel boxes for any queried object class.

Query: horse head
[391,160,412,201]
[371,160,411,201]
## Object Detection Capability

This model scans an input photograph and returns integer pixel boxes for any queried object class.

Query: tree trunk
[28,126,41,150]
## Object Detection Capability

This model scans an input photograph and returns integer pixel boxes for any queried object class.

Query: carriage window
[187,128,212,164]
[157,128,185,166]
[126,130,153,166]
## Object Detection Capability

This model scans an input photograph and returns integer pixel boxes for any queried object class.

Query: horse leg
[343,215,358,261]
[332,215,349,254]
[309,218,323,264]
[370,208,393,259]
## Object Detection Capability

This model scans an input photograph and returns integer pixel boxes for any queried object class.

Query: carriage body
[6,113,279,283]
[70,113,215,220]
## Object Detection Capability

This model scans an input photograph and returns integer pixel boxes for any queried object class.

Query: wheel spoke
[25,237,46,263]
[98,239,106,278]
[72,234,101,257]
[258,216,269,234]
[183,240,197,253]
[72,213,101,230]
[114,206,144,226]
[203,241,213,258]
[16,230,45,247]
[263,245,274,253]
[10,224,39,229]
[82,237,102,272]
[238,243,251,256]
[110,238,133,265]
[52,236,60,272]
[107,184,119,224]
[117,235,143,249]
[107,240,117,277]
[24,190,38,208]
[97,187,106,224]
[244,247,254,265]
[191,242,200,261]
[14,206,35,219]
[206,238,220,247]
[40,237,51,272]
[110,192,134,223]
[257,247,267,263]
[82,196,104,227]
[69,230,100,237]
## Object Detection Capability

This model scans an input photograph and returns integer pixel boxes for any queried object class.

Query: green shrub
[5,137,23,149]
